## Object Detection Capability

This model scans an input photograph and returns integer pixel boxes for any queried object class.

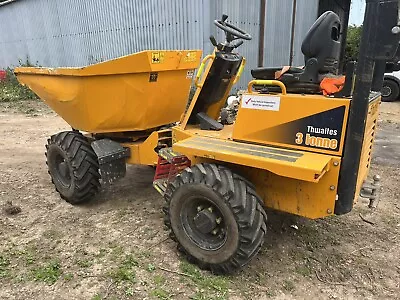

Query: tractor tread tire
[163,163,267,274]
[45,131,101,204]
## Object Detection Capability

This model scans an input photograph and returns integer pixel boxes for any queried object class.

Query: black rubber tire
[163,163,267,274]
[45,131,101,204]
[381,79,400,102]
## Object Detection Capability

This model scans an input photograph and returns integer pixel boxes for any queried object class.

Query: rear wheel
[163,163,267,274]
[381,79,400,102]
[45,131,101,204]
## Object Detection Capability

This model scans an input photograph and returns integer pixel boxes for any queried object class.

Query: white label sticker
[241,95,280,111]
[186,70,195,79]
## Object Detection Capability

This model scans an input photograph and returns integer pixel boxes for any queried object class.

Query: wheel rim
[51,150,72,188]
[382,86,392,97]
[181,195,228,251]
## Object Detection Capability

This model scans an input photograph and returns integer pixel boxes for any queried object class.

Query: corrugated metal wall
[207,0,261,89]
[263,0,293,67]
[0,0,319,90]
[292,0,319,65]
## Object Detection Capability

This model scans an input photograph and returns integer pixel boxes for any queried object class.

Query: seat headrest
[301,11,341,59]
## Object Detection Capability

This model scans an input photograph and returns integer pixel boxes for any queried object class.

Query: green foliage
[344,25,363,65]
[109,254,138,283]
[153,274,166,285]
[0,58,38,102]
[150,288,172,300]
[282,279,296,292]
[146,263,156,273]
[179,261,229,300]
[125,287,134,296]
[63,273,74,281]
[32,261,62,285]
[91,294,102,300]
[0,255,11,278]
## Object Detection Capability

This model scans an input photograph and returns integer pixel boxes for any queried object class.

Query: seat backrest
[301,11,341,74]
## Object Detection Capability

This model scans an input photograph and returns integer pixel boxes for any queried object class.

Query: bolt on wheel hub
[193,208,218,234]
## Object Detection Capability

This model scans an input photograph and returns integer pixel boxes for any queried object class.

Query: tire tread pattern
[45,131,101,204]
[163,163,267,274]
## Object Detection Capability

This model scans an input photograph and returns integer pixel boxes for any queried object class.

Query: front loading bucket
[15,50,202,133]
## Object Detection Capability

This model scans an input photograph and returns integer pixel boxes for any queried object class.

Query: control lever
[209,35,218,47]
[222,14,228,23]
[233,40,244,48]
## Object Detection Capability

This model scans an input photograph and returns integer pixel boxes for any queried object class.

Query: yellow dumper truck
[16,0,400,273]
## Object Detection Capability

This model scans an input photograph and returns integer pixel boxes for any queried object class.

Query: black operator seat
[251,11,341,93]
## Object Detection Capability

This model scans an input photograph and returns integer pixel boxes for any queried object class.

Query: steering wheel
[214,15,252,41]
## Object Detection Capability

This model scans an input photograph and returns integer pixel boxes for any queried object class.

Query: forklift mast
[336,0,400,214]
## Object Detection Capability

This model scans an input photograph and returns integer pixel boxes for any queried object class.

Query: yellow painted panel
[173,135,333,183]
[243,158,341,219]
[233,92,350,156]
[355,97,381,199]
[15,50,202,133]
[122,131,159,166]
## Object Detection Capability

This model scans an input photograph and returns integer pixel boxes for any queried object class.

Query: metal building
[0,0,350,89]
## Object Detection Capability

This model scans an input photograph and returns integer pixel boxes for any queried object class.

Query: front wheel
[381,79,400,102]
[45,131,101,204]
[163,163,267,274]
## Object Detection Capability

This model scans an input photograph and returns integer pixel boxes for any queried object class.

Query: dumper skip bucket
[15,50,202,133]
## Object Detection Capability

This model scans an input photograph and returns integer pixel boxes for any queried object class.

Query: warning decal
[186,70,195,79]
[151,52,165,64]
[184,51,198,62]
[241,95,280,111]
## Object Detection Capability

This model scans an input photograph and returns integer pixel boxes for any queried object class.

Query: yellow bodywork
[172,125,340,219]
[355,97,381,199]
[171,78,379,219]
[244,161,340,219]
[181,50,242,127]
[15,50,202,133]
[233,91,350,156]
[173,135,332,183]
[16,44,378,219]
[122,129,172,166]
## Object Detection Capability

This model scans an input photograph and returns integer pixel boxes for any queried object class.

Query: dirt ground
[0,100,399,300]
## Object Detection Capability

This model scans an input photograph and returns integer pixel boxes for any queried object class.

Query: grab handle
[247,79,287,95]
[233,58,246,85]
[194,55,214,88]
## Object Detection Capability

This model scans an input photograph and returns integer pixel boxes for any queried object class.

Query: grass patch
[24,251,36,266]
[109,244,124,261]
[138,250,152,259]
[146,263,156,273]
[153,274,166,285]
[94,248,108,258]
[109,266,136,283]
[282,279,295,292]
[125,287,134,296]
[295,264,312,277]
[150,288,172,300]
[63,273,74,281]
[91,294,102,300]
[42,229,62,240]
[76,259,93,268]
[179,261,229,299]
[0,255,11,278]
[32,260,62,285]
[109,254,138,283]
